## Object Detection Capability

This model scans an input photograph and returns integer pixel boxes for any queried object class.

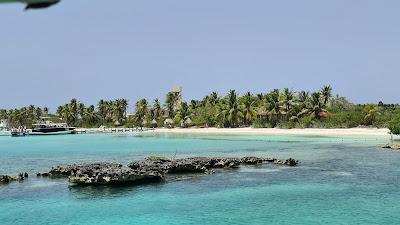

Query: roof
[171,86,182,93]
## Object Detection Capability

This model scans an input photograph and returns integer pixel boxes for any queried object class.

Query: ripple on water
[324,171,353,177]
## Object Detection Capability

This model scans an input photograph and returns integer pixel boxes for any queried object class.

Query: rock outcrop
[128,157,242,174]
[382,144,400,150]
[37,156,298,186]
[68,164,163,185]
[0,172,28,184]
[37,163,122,177]
[240,156,298,166]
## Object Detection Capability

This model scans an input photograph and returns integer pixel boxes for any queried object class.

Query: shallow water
[0,133,399,225]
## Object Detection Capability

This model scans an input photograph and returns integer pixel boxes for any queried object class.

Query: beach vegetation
[389,116,400,135]
[1,86,399,130]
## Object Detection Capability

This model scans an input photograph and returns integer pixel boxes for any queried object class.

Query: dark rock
[68,163,163,185]
[128,157,241,175]
[0,175,11,184]
[285,158,298,166]
[272,158,298,166]
[48,156,299,186]
[128,158,172,174]
[0,173,27,184]
[240,157,264,164]
[38,163,122,177]
[382,144,400,150]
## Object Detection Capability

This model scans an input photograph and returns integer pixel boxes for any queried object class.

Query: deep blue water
[0,133,399,225]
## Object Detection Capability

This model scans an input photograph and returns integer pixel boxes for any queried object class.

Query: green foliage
[218,90,243,128]
[1,85,399,130]
[296,116,314,128]
[318,109,364,128]
[276,121,297,129]
[389,116,400,135]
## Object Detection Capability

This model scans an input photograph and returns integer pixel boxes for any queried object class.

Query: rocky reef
[37,163,123,177]
[35,156,298,186]
[382,144,400,150]
[68,164,163,185]
[73,157,297,185]
[127,157,242,174]
[0,172,28,184]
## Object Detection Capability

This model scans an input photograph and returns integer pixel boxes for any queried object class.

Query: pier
[75,127,154,134]
[6,127,154,137]
[10,129,29,137]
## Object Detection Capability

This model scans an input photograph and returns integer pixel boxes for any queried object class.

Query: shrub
[389,117,400,135]
[297,116,314,128]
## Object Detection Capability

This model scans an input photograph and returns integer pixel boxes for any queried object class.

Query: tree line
[1,86,399,132]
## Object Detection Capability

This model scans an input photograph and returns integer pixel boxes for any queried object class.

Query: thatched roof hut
[181,118,192,128]
[150,119,158,128]
[164,118,174,128]
[185,118,192,125]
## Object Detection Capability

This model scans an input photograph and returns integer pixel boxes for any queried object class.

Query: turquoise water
[1,133,399,224]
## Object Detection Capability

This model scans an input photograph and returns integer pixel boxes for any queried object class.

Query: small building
[0,119,9,130]
[164,118,174,128]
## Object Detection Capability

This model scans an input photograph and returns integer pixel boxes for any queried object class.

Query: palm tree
[83,105,98,125]
[281,88,295,115]
[175,102,192,127]
[152,99,162,120]
[256,93,264,101]
[309,92,325,119]
[364,105,381,126]
[43,107,49,116]
[97,99,108,125]
[298,91,310,109]
[56,105,64,118]
[120,99,128,117]
[28,105,35,114]
[265,89,282,127]
[208,92,219,105]
[112,99,128,125]
[0,109,7,119]
[189,100,200,110]
[135,99,148,126]
[69,98,78,125]
[218,90,243,127]
[57,104,73,124]
[78,102,86,123]
[165,92,177,118]
[321,85,332,106]
[241,92,256,126]
[35,107,43,118]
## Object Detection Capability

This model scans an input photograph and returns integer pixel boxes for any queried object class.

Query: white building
[0,119,9,130]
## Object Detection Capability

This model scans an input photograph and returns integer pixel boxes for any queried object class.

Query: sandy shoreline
[76,127,392,138]
[151,127,391,137]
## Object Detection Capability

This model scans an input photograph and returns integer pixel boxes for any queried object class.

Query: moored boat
[0,119,10,136]
[30,117,75,135]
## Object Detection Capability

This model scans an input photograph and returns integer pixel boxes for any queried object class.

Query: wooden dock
[74,127,153,134]
[10,130,28,137]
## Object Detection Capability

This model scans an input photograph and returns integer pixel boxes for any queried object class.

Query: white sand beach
[152,127,391,137]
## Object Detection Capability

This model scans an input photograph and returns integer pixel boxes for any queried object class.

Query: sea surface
[0,132,399,225]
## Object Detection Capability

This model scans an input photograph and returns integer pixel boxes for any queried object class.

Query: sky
[0,0,399,111]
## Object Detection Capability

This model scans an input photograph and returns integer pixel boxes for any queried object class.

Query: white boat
[30,117,75,135]
[0,119,10,136]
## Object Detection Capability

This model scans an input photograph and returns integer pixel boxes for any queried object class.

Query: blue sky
[0,0,399,111]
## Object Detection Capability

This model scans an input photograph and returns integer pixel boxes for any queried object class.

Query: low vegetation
[1,86,399,129]
[389,116,400,135]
